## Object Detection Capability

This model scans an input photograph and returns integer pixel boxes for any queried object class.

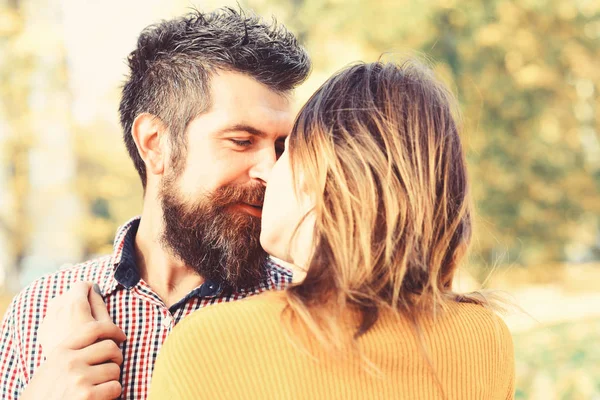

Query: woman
[149,60,515,399]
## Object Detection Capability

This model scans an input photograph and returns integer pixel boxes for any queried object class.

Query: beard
[159,176,268,290]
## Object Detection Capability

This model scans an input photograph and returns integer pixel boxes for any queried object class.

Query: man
[0,8,310,399]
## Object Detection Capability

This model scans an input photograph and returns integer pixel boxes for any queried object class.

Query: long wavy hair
[284,59,489,350]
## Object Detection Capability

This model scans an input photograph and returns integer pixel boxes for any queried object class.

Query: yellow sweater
[149,291,514,399]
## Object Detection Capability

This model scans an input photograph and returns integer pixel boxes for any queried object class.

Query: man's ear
[131,113,167,176]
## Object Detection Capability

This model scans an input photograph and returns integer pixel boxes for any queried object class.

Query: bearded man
[0,8,310,399]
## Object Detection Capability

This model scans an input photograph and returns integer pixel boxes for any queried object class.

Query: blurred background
[0,0,599,398]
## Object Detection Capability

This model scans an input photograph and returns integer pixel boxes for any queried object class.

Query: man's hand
[21,282,127,400]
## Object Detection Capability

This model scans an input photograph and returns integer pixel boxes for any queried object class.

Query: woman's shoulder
[435,299,515,355]
[175,290,288,337]
[444,299,511,330]
[452,299,511,333]
[443,300,516,394]
[375,298,513,349]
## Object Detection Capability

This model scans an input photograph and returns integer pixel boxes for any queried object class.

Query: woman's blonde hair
[284,59,488,350]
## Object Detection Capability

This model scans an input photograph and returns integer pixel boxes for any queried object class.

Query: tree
[273,0,600,269]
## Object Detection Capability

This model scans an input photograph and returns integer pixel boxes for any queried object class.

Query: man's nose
[248,147,276,186]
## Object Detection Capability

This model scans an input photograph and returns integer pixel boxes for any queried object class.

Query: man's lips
[231,202,263,218]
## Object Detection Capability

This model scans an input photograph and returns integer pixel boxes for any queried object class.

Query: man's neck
[134,201,204,308]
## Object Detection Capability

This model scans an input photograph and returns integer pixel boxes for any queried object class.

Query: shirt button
[162,315,173,328]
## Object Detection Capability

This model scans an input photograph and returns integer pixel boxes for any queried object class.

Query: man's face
[160,71,293,289]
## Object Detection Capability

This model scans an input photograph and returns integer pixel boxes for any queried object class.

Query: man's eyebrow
[216,124,267,137]
[217,123,289,140]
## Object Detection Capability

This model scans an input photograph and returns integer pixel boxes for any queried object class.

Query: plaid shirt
[0,217,292,399]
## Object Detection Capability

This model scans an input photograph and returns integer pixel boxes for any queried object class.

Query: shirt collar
[98,216,286,301]
[100,216,225,299]
[99,216,141,296]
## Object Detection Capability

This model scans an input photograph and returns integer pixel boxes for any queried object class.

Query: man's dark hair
[119,7,311,188]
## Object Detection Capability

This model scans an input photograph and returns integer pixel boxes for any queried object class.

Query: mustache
[209,184,266,209]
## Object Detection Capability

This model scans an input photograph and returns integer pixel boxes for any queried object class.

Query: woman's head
[262,59,472,335]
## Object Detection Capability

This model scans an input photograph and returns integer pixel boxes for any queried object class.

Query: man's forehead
[209,71,292,110]
[209,78,294,135]
[186,71,295,137]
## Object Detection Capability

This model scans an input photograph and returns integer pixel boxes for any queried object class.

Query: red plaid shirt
[0,217,292,399]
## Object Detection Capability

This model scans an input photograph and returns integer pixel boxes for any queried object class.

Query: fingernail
[92,283,102,297]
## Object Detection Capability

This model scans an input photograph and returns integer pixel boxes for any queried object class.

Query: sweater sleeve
[147,339,183,399]
[149,295,287,400]
[148,311,206,399]
[498,317,515,400]
[148,305,246,399]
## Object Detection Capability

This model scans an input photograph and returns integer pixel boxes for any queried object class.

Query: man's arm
[0,297,26,399]
[1,282,127,400]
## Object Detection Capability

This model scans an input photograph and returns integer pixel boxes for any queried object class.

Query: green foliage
[268,0,600,268]
[0,0,598,274]
[0,6,32,271]
[2,2,598,397]
[73,121,143,257]
[513,318,600,399]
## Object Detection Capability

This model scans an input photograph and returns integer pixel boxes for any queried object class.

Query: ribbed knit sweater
[149,291,514,399]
